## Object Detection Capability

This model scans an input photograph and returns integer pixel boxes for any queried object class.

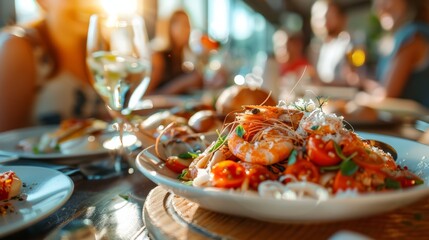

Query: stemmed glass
[86,14,151,177]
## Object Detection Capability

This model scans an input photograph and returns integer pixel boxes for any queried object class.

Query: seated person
[148,10,203,95]
[369,0,429,108]
[310,0,358,87]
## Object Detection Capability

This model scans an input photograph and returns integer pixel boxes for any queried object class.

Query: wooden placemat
[143,186,429,240]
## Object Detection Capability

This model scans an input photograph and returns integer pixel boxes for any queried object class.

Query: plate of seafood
[0,119,113,159]
[0,166,74,237]
[136,99,429,223]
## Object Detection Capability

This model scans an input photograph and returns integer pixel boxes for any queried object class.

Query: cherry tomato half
[333,168,387,193]
[307,135,341,166]
[284,159,320,183]
[351,149,386,171]
[241,162,276,190]
[333,171,364,193]
[165,156,192,173]
[211,160,246,188]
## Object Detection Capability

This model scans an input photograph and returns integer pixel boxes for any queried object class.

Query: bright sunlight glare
[102,0,138,16]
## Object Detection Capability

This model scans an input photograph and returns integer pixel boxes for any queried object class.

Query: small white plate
[0,166,74,237]
[136,132,429,223]
[0,125,113,159]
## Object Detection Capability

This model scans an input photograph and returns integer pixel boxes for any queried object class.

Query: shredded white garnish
[193,169,211,187]
[258,181,330,201]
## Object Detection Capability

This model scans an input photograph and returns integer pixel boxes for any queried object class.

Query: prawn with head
[227,105,305,166]
[232,105,304,140]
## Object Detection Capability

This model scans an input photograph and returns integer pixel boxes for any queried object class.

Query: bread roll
[215,85,276,117]
[188,110,223,133]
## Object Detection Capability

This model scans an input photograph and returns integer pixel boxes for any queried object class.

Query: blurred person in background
[0,0,109,132]
[310,0,359,87]
[270,29,315,101]
[148,10,204,95]
[366,0,429,107]
[275,30,312,79]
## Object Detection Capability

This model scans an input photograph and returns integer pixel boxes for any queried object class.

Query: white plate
[0,125,112,159]
[136,132,429,223]
[0,166,74,237]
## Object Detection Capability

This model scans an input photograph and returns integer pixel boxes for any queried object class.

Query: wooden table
[1,117,428,239]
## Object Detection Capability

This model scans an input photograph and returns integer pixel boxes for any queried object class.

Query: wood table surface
[0,115,427,240]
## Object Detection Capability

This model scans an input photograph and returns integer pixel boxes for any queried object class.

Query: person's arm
[155,71,203,95]
[0,33,37,132]
[382,33,428,98]
[147,52,166,94]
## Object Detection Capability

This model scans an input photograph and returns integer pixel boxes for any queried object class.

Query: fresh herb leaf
[118,194,129,201]
[385,178,401,189]
[209,133,227,152]
[316,96,328,109]
[415,179,424,185]
[178,169,189,180]
[340,159,359,176]
[288,149,298,165]
[236,125,245,138]
[178,152,199,159]
[320,165,341,171]
[334,142,357,161]
[311,125,320,131]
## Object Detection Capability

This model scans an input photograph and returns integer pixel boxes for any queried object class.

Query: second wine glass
[86,14,151,177]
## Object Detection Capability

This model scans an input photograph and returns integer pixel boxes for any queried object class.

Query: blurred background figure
[310,0,360,87]
[275,30,311,79]
[271,28,314,101]
[368,0,429,107]
[148,10,204,95]
[0,0,109,132]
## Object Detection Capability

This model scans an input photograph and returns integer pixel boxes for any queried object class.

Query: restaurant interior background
[0,0,377,81]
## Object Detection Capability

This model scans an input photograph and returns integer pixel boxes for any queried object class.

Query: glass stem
[115,117,126,173]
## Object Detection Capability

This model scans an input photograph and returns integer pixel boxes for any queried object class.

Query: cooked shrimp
[237,105,303,130]
[228,127,294,165]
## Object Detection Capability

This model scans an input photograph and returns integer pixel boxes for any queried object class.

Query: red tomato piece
[352,150,385,171]
[165,157,191,173]
[211,160,246,188]
[394,170,423,188]
[241,162,276,190]
[333,171,364,193]
[284,159,320,183]
[307,135,341,166]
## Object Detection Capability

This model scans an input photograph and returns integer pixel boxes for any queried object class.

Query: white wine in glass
[86,14,151,176]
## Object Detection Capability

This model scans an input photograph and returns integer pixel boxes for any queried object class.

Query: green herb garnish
[333,142,357,161]
[178,169,189,180]
[209,131,227,152]
[119,194,129,201]
[236,125,245,138]
[340,159,359,176]
[288,149,298,165]
[178,152,199,159]
[385,178,401,190]
[320,165,341,172]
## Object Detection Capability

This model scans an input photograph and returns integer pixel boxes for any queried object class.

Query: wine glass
[86,14,151,177]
